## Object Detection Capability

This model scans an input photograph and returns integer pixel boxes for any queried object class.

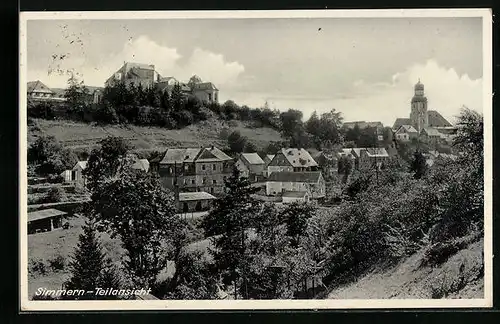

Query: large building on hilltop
[105,62,219,103]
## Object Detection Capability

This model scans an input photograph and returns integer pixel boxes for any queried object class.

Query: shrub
[48,255,66,272]
[29,259,47,276]
[45,187,66,203]
[47,174,64,184]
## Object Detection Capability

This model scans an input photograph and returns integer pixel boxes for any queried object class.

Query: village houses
[350,147,390,171]
[266,171,326,199]
[235,152,266,182]
[152,146,234,195]
[267,148,319,175]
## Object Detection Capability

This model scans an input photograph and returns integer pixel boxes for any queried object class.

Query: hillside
[326,238,484,299]
[28,118,283,154]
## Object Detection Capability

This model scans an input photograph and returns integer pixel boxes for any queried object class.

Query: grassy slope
[28,118,283,153]
[327,239,484,299]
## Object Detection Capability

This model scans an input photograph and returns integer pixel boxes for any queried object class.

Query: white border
[19,8,493,311]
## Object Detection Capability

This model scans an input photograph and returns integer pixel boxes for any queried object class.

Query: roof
[428,110,452,127]
[267,171,322,183]
[364,147,389,157]
[179,191,217,201]
[74,161,88,170]
[28,208,67,222]
[240,153,265,165]
[266,154,275,162]
[160,148,202,164]
[282,191,309,198]
[279,148,318,168]
[393,118,412,130]
[131,159,150,172]
[124,62,155,71]
[396,124,418,134]
[193,82,218,91]
[422,127,442,136]
[196,147,232,162]
[27,81,55,94]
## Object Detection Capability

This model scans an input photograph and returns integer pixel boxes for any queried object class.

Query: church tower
[410,79,428,132]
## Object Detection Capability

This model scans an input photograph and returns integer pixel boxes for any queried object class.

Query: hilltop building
[105,62,219,103]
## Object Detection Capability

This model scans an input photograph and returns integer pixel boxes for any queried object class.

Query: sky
[26,17,484,126]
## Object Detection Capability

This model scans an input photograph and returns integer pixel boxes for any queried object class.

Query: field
[28,118,283,154]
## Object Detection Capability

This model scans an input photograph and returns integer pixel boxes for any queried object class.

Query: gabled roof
[28,208,67,222]
[124,62,155,72]
[265,154,275,162]
[193,82,218,91]
[277,148,318,168]
[199,147,232,162]
[267,171,322,183]
[74,161,88,170]
[364,147,389,157]
[428,110,452,127]
[160,148,202,164]
[179,191,217,201]
[27,81,55,94]
[395,124,418,134]
[422,127,442,137]
[240,153,265,166]
[282,191,309,198]
[393,118,412,130]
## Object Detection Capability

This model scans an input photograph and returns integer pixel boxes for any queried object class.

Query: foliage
[89,170,182,287]
[280,202,316,247]
[28,135,78,176]
[45,187,66,203]
[410,150,428,179]
[227,130,248,153]
[65,74,90,112]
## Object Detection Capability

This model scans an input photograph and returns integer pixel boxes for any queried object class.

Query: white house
[282,191,311,204]
[235,153,265,181]
[394,124,419,142]
[266,171,325,198]
[267,148,319,176]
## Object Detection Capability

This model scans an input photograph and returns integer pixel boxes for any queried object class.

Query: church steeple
[410,79,428,132]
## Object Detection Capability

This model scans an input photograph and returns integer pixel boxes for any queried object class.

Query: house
[235,153,265,181]
[435,126,458,145]
[350,148,389,170]
[61,161,88,187]
[157,146,234,195]
[394,124,419,142]
[178,191,217,213]
[421,127,444,145]
[266,171,325,199]
[262,154,275,177]
[311,151,338,179]
[105,62,160,89]
[282,191,311,204]
[28,208,67,234]
[267,148,319,176]
[27,81,56,100]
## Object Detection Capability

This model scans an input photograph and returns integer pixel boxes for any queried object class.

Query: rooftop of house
[282,191,309,198]
[279,148,318,168]
[192,82,219,91]
[396,124,418,133]
[28,208,67,222]
[393,118,412,130]
[364,147,389,157]
[422,127,443,136]
[27,80,55,94]
[179,191,217,201]
[160,148,202,164]
[267,171,322,183]
[74,161,88,170]
[428,110,453,127]
[197,146,233,162]
[240,153,265,165]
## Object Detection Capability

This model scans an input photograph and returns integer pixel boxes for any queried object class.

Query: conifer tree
[410,150,428,179]
[64,218,106,300]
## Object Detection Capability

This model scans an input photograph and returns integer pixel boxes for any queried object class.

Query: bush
[48,255,66,271]
[47,174,64,184]
[45,187,66,203]
[29,259,47,276]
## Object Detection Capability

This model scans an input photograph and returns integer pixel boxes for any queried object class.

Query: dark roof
[428,110,452,127]
[282,191,309,198]
[28,209,67,222]
[160,148,202,164]
[27,81,54,94]
[393,118,412,129]
[422,127,442,136]
[267,171,322,183]
[197,147,232,162]
[193,82,218,91]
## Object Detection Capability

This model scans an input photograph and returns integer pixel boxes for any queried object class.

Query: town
[26,60,483,301]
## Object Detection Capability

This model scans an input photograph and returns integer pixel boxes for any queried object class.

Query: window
[213,180,217,185]
[203,177,206,184]
[183,179,187,185]
[208,93,212,101]
[71,170,77,181]
[191,179,195,185]
[169,167,173,174]
[202,164,206,171]
[212,164,217,171]
[210,187,214,193]
[215,93,218,102]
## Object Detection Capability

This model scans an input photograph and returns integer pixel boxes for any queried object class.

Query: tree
[90,169,182,287]
[280,202,316,247]
[171,83,184,111]
[243,141,258,153]
[65,74,90,112]
[160,89,172,112]
[344,124,362,143]
[146,85,161,108]
[280,109,305,142]
[83,136,132,192]
[64,218,107,300]
[410,150,428,179]
[28,135,78,175]
[227,130,248,153]
[202,166,260,296]
[318,109,344,146]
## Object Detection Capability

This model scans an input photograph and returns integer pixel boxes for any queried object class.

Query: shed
[28,208,68,234]
[282,191,310,204]
[178,191,217,213]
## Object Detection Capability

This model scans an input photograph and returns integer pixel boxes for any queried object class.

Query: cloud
[29,35,245,88]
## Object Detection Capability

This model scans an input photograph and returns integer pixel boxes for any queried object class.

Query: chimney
[211,145,215,150]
